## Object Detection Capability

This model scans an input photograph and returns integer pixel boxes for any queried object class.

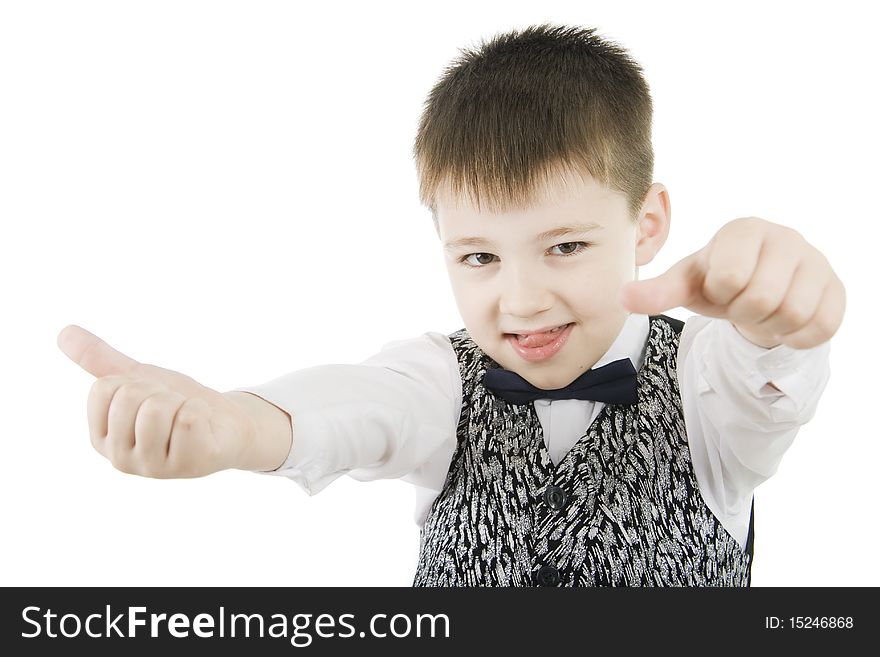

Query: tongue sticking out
[514,325,567,348]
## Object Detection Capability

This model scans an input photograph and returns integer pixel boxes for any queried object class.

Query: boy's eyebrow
[443,222,603,252]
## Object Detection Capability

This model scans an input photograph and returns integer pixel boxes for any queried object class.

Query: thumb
[56,325,141,378]
[619,250,704,316]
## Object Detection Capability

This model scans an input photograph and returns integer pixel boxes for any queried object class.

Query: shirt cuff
[230,379,349,496]
[716,319,831,417]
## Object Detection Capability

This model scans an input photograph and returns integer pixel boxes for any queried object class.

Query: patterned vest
[412,314,755,586]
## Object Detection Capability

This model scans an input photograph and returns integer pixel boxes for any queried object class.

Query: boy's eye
[461,253,497,267]
[459,242,591,268]
[551,242,583,256]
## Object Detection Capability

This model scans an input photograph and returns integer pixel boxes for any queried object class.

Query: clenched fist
[620,217,845,350]
[57,325,257,478]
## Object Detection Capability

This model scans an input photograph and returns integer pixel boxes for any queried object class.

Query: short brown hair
[413,24,654,224]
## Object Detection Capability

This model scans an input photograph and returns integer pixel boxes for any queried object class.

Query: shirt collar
[592,313,650,372]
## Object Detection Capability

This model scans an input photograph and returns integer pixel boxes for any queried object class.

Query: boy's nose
[497,270,554,319]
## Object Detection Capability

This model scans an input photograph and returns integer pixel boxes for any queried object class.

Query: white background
[1,0,876,586]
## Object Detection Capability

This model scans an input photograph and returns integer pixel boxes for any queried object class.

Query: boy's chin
[494,358,576,389]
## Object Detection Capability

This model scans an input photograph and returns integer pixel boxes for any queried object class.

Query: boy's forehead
[435,172,622,239]
[436,167,619,214]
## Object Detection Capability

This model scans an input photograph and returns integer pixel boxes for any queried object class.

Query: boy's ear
[635,183,671,266]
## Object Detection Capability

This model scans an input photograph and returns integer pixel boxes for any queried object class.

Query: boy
[57,24,843,586]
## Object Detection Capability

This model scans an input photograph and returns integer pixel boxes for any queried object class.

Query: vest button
[536,565,561,587]
[542,485,568,511]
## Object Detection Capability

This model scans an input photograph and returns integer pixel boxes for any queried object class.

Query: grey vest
[412,314,754,586]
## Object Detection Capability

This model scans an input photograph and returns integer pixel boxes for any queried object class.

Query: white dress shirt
[233,314,831,551]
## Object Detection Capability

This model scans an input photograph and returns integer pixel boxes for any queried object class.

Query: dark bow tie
[482,358,638,405]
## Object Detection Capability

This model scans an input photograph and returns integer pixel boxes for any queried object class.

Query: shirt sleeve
[231,332,461,498]
[677,316,831,549]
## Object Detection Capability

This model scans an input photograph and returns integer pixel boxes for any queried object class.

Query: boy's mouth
[504,323,574,361]
[506,323,572,346]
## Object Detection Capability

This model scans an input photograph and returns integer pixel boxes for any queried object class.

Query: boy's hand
[57,325,257,478]
[619,217,845,349]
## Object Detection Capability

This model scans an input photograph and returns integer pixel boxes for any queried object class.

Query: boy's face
[436,169,669,390]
